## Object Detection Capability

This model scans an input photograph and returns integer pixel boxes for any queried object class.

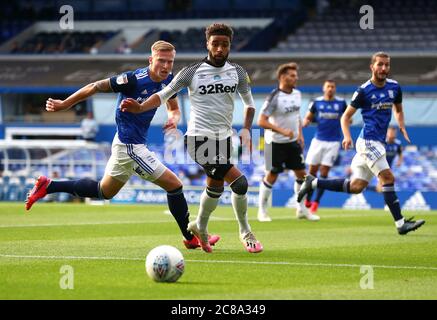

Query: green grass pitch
[1,202,436,300]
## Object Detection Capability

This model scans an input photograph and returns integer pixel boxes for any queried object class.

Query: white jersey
[260,88,302,144]
[157,58,255,139]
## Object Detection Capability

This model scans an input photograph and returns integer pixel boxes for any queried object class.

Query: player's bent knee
[380,171,395,185]
[230,175,248,195]
[206,185,224,198]
[350,180,367,194]
[99,187,115,200]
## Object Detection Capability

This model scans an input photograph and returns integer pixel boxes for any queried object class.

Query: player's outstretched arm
[340,105,356,150]
[120,94,161,113]
[46,79,112,112]
[393,103,411,143]
[163,97,181,132]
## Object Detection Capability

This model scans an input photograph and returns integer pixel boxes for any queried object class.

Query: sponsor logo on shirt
[198,84,237,94]
[284,106,300,113]
[371,102,393,110]
[319,112,340,119]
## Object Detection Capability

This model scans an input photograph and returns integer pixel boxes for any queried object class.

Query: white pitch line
[1,253,437,271]
[0,211,434,228]
[0,218,232,228]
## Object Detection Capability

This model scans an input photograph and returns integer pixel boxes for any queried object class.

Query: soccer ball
[145,245,185,283]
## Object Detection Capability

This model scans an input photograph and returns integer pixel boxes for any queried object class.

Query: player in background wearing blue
[25,41,219,249]
[385,125,403,168]
[297,52,425,235]
[302,80,347,215]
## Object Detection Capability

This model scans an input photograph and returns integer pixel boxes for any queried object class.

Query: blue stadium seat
[192,0,232,10]
[128,0,166,11]
[233,0,272,10]
[55,0,91,12]
[92,0,125,12]
[273,0,300,9]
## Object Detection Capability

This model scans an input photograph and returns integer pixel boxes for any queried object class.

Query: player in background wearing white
[25,41,219,250]
[257,63,320,222]
[120,23,263,253]
[297,52,425,235]
[302,80,347,214]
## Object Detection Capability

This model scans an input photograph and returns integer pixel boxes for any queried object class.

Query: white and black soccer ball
[145,245,185,283]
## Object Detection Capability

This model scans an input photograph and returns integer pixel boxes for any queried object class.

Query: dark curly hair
[205,23,234,42]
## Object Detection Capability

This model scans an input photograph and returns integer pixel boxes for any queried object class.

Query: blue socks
[314,175,328,202]
[167,187,193,241]
[317,178,351,193]
[46,178,101,198]
[382,183,403,222]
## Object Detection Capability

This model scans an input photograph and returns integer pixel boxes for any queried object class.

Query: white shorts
[104,134,167,183]
[305,138,341,167]
[350,137,390,182]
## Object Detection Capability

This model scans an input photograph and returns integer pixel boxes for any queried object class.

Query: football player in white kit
[120,23,263,253]
[257,63,320,222]
[26,41,219,250]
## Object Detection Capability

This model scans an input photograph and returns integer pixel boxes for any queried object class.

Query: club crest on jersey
[213,75,221,81]
[388,90,394,98]
[116,74,128,85]
[226,72,237,80]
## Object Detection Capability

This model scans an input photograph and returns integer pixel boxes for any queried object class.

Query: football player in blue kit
[385,126,403,167]
[302,80,347,214]
[25,40,219,249]
[297,52,425,235]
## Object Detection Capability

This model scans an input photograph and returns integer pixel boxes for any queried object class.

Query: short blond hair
[276,62,298,80]
[371,51,390,64]
[151,40,175,54]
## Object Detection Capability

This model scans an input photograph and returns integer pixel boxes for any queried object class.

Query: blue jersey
[109,67,176,145]
[308,96,347,142]
[350,79,402,143]
[385,138,402,166]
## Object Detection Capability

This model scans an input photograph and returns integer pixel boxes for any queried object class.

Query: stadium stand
[272,0,437,52]
[12,30,117,54]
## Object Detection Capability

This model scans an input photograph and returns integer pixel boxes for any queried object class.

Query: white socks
[197,190,219,232]
[294,180,306,210]
[395,217,405,228]
[231,192,251,235]
[258,180,272,214]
